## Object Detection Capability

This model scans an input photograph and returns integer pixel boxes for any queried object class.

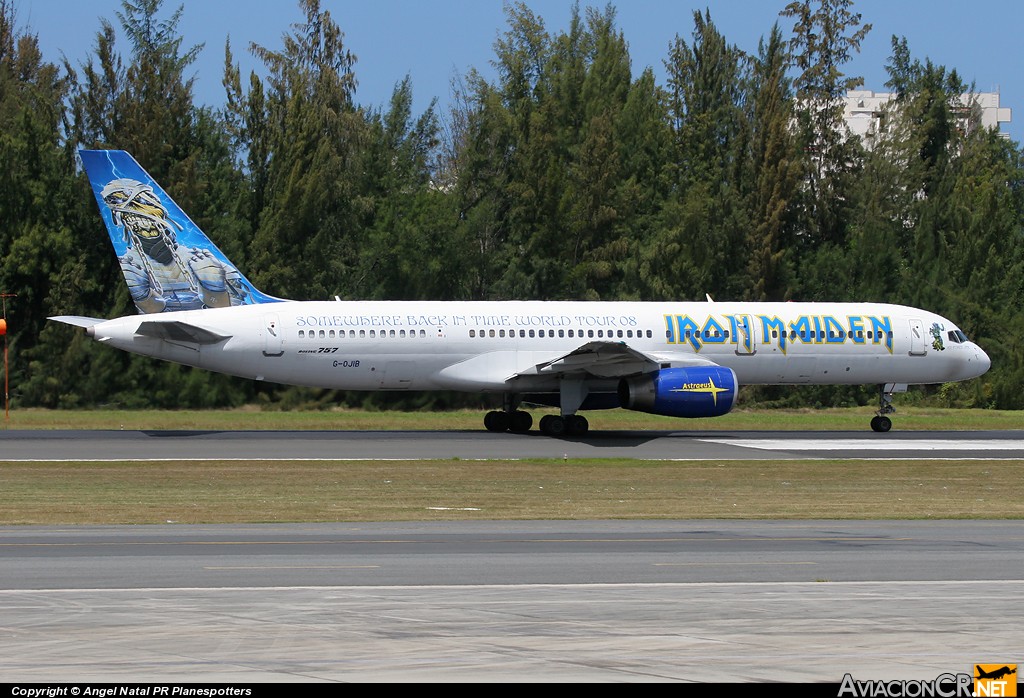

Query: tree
[744,24,800,301]
[227,0,362,300]
[781,0,871,247]
[643,10,749,301]
[0,0,102,407]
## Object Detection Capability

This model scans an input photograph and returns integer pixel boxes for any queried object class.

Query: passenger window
[489,329,495,338]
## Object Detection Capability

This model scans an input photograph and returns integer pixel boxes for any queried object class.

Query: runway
[4,427,1024,460]
[1,520,1022,682]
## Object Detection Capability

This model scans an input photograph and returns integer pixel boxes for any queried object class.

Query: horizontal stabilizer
[48,315,105,328]
[135,320,230,345]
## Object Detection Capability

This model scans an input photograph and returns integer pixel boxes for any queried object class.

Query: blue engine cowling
[617,366,738,418]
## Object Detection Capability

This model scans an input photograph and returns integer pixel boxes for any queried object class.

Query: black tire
[484,410,510,432]
[509,410,533,433]
[870,415,892,433]
[539,415,566,437]
[566,414,589,436]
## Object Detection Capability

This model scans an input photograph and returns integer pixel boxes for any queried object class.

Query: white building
[843,89,1012,140]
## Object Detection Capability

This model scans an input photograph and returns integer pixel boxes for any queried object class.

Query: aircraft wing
[515,340,719,379]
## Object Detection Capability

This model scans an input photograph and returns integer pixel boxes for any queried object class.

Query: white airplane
[51,150,990,435]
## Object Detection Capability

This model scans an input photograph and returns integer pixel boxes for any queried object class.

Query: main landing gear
[870,383,905,432]
[484,409,533,433]
[538,414,589,436]
[483,410,590,436]
[483,388,590,437]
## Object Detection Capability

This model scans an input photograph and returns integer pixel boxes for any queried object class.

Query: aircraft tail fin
[79,149,280,314]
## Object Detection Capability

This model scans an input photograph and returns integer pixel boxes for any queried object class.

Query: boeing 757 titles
[50,150,991,436]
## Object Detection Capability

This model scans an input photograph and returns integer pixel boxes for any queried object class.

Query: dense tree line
[1,0,1021,411]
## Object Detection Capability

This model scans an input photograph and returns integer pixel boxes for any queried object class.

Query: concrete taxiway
[3,428,1024,460]
[1,520,1022,682]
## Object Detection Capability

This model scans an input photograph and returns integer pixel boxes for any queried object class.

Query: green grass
[2,406,1022,431]
[2,458,1022,524]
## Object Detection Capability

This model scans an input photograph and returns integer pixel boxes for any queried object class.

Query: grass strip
[1,459,1021,524]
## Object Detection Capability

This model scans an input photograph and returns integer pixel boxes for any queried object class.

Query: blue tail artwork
[79,149,279,314]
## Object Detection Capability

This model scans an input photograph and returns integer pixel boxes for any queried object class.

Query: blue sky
[17,0,1024,143]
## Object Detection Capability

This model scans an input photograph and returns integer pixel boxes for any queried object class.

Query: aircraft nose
[970,344,991,377]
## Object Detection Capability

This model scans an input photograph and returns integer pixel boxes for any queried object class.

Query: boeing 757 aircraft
[50,150,990,436]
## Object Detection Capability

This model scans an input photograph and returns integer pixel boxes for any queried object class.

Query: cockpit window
[947,329,970,344]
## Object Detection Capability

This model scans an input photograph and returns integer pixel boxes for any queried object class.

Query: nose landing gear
[870,383,905,432]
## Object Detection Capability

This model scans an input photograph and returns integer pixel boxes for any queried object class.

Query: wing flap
[516,341,718,379]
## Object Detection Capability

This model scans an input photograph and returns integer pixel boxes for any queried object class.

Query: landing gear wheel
[484,410,510,433]
[539,415,566,437]
[872,384,897,433]
[565,414,589,436]
[509,410,533,433]
[870,415,892,433]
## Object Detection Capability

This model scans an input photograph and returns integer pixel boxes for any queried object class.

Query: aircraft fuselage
[84,299,990,395]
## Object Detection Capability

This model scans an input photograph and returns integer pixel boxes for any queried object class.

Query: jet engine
[617,366,738,418]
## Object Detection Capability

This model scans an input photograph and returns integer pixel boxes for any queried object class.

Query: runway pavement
[1,520,1022,682]
[4,427,1024,460]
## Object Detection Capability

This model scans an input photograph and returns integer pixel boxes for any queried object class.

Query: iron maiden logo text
[838,673,973,698]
